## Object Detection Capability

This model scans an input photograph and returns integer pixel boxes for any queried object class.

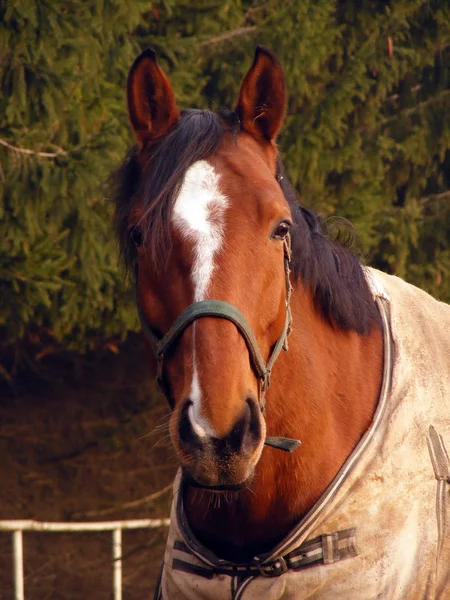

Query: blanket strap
[171,527,358,580]
[427,425,450,563]
[427,425,450,483]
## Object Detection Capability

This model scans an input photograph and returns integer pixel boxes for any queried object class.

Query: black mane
[275,157,380,333]
[112,109,380,335]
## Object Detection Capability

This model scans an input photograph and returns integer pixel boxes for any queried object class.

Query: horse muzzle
[174,397,265,489]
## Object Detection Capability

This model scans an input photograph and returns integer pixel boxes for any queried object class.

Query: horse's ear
[127,48,180,148]
[235,46,286,142]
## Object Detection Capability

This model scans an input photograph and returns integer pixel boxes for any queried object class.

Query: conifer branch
[419,190,450,206]
[199,0,278,48]
[200,26,257,47]
[387,85,422,103]
[0,138,68,158]
[379,88,450,126]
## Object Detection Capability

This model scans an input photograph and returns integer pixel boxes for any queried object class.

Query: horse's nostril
[226,401,251,451]
[179,397,262,458]
[222,397,262,453]
[178,401,203,450]
[246,396,263,442]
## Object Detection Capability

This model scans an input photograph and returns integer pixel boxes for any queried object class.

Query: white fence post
[12,530,24,600]
[0,519,170,600]
[112,528,122,600]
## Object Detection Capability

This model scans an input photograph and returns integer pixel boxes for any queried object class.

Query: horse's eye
[129,225,143,247]
[273,221,291,240]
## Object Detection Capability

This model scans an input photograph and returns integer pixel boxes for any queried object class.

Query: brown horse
[113,47,450,599]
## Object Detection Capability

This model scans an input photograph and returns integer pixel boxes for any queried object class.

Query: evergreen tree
[1,0,450,363]
[0,0,148,358]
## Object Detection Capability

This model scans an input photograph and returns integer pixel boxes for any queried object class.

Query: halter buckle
[262,370,271,392]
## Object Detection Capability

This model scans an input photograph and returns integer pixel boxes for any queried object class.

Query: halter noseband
[137,237,291,405]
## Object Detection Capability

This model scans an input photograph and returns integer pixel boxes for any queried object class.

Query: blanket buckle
[258,556,288,577]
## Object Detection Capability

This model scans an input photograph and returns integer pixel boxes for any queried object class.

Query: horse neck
[183,284,384,561]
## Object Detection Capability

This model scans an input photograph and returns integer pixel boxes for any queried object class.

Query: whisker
[137,417,171,441]
[148,434,173,452]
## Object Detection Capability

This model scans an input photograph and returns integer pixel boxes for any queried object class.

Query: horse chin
[181,464,255,494]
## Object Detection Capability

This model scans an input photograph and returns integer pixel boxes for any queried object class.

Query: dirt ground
[0,335,178,599]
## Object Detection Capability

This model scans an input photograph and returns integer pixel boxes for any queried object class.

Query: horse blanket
[155,268,450,599]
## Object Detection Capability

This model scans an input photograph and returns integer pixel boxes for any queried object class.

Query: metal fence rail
[0,518,170,600]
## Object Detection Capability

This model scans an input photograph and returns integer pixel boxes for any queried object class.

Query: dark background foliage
[1,0,450,362]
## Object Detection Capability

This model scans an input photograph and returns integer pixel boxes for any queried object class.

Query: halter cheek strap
[135,236,301,453]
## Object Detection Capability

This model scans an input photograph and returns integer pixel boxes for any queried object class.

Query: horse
[113,46,450,599]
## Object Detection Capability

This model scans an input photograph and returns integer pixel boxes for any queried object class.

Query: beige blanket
[156,269,450,599]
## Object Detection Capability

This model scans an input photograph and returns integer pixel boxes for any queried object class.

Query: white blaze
[172,161,228,302]
[172,160,228,436]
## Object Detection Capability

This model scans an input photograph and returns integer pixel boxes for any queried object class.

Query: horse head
[124,47,292,490]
